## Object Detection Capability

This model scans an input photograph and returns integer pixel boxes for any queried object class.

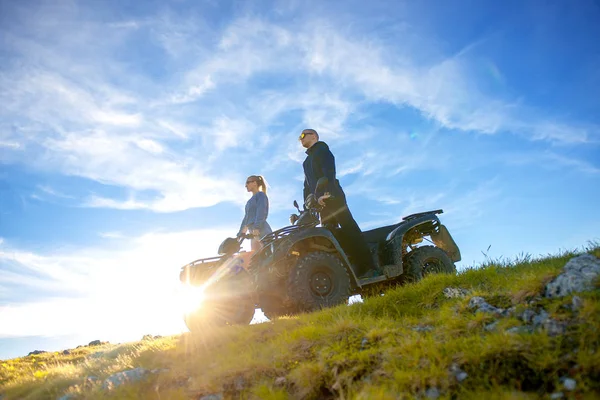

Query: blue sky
[1,0,599,359]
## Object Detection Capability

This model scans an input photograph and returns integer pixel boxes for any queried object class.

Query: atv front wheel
[259,295,291,320]
[402,245,456,283]
[184,270,256,333]
[184,294,255,333]
[288,251,351,313]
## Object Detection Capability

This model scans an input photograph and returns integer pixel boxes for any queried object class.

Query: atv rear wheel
[288,251,351,312]
[402,245,456,283]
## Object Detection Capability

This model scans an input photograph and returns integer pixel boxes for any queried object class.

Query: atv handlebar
[237,233,257,240]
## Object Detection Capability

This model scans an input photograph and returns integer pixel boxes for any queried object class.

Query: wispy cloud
[98,232,124,239]
[1,3,596,215]
[506,151,600,175]
[37,185,74,199]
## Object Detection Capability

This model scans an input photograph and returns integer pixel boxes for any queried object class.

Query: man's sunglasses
[245,180,256,184]
[298,131,315,140]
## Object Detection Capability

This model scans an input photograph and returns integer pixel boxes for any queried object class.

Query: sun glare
[180,284,206,314]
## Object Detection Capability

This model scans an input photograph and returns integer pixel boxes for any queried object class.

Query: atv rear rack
[402,209,443,221]
[185,255,223,268]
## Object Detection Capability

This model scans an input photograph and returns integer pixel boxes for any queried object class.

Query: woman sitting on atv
[238,175,272,251]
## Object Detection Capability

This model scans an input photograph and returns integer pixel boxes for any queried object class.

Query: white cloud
[0,228,235,338]
[37,185,74,199]
[206,116,255,152]
[99,232,124,239]
[169,75,215,104]
[0,141,21,149]
[506,151,600,175]
[1,5,596,216]
[296,24,597,144]
[135,138,164,154]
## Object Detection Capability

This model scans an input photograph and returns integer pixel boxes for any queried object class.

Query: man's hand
[251,229,260,237]
[318,192,331,206]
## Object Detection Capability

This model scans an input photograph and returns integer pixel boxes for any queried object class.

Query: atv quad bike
[179,177,461,331]
[250,177,461,319]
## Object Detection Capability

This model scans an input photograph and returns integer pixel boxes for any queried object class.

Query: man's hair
[302,128,319,140]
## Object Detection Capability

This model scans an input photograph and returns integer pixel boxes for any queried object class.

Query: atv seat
[362,210,444,244]
[362,222,403,244]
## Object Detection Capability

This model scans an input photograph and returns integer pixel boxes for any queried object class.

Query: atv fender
[385,213,441,243]
[385,213,441,267]
[430,224,461,262]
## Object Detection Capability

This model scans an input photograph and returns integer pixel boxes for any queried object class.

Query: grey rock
[28,350,46,356]
[484,321,499,332]
[274,377,287,387]
[449,363,468,382]
[571,295,583,310]
[521,309,537,323]
[455,371,468,382]
[199,394,223,400]
[550,393,564,399]
[532,310,550,327]
[545,254,600,298]
[501,307,516,317]
[233,376,245,391]
[527,296,542,305]
[443,287,469,299]
[412,325,434,332]
[468,297,504,315]
[506,326,533,335]
[102,367,148,390]
[62,350,71,355]
[425,387,440,399]
[360,337,369,349]
[88,340,103,346]
[468,296,486,308]
[544,319,567,337]
[562,378,576,391]
[151,368,170,374]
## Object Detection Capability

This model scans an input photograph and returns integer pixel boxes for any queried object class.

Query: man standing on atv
[299,128,378,279]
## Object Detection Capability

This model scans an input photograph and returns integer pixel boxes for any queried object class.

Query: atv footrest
[382,264,402,278]
[359,275,388,287]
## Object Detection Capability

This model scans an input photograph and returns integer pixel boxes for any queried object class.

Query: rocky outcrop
[545,254,600,298]
[102,367,149,390]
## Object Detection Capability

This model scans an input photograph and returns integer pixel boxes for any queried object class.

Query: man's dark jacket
[303,141,345,202]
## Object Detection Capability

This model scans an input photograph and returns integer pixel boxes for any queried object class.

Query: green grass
[1,243,599,399]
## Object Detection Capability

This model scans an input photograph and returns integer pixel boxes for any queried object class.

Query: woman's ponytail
[257,175,268,194]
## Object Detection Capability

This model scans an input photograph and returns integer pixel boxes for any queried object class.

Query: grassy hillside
[2,244,600,400]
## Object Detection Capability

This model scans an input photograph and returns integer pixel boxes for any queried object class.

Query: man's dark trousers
[320,194,375,278]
